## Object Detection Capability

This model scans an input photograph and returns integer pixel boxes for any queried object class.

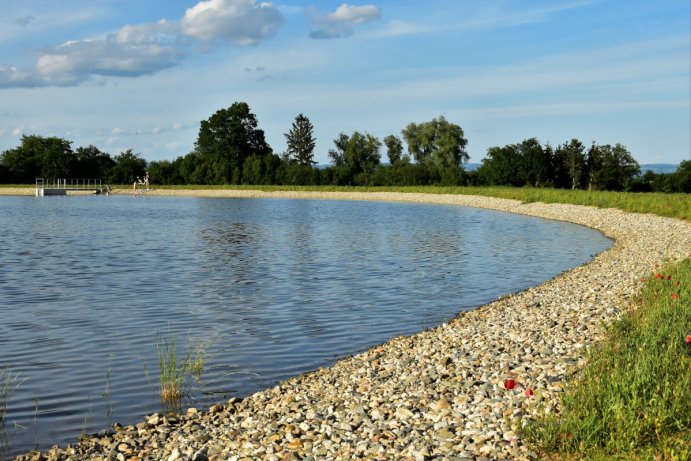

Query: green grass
[155,333,207,407]
[520,259,691,460]
[0,369,22,423]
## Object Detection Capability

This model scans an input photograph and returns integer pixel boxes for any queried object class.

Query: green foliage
[0,369,22,423]
[194,102,272,184]
[521,259,691,459]
[284,113,316,166]
[327,131,382,185]
[107,149,147,184]
[1,135,74,182]
[383,134,405,165]
[401,115,468,169]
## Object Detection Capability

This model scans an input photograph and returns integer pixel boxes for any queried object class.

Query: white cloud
[111,127,124,135]
[0,0,282,88]
[12,127,23,136]
[327,4,380,24]
[309,3,381,39]
[181,0,282,45]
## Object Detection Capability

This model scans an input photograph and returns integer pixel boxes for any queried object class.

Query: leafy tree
[519,137,551,187]
[73,145,115,179]
[108,149,147,184]
[284,114,316,165]
[1,135,74,182]
[327,132,381,185]
[401,116,468,170]
[477,144,523,186]
[556,139,586,189]
[598,144,640,191]
[585,142,604,191]
[195,102,272,184]
[383,134,405,165]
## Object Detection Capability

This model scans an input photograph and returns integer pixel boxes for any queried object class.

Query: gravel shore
[8,189,691,461]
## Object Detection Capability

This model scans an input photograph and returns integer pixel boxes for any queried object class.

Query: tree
[401,116,469,169]
[598,144,640,191]
[0,135,74,183]
[556,139,586,189]
[519,137,551,187]
[73,145,115,179]
[477,144,523,186]
[327,132,381,185]
[585,142,603,191]
[284,114,316,165]
[383,135,405,165]
[195,102,272,184]
[108,149,147,184]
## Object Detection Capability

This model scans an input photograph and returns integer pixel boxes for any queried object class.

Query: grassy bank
[521,259,691,460]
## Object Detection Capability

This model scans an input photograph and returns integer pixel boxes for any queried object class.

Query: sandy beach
[6,187,691,460]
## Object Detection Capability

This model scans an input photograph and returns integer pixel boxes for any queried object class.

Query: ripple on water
[0,196,612,457]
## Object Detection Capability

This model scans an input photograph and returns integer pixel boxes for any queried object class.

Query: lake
[0,195,611,458]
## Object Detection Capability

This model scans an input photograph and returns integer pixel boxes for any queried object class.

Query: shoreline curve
[8,189,691,461]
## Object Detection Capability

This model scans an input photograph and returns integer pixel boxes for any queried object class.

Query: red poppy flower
[656,273,663,279]
[504,379,517,390]
[666,275,672,281]
[675,281,680,287]
[640,277,646,283]
[525,388,534,397]
[686,335,691,345]
[671,294,679,300]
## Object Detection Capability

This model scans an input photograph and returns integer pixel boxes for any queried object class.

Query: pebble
[12,191,691,461]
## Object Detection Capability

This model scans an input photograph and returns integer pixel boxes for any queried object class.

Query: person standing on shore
[143,171,150,190]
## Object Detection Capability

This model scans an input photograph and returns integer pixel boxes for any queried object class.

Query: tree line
[1,101,688,192]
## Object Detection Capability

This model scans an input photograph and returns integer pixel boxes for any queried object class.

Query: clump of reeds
[0,369,22,423]
[155,334,207,406]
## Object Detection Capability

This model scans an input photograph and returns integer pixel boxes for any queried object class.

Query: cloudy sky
[1,0,689,165]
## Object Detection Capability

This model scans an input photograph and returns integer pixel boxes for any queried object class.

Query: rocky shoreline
[9,190,691,461]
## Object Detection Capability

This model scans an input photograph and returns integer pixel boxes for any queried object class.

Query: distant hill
[639,164,679,175]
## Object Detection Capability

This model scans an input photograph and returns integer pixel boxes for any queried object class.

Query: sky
[0,0,689,166]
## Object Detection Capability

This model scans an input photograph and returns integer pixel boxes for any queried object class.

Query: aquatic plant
[156,334,186,405]
[0,369,22,423]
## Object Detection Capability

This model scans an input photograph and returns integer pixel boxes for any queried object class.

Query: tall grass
[521,258,691,460]
[155,333,207,407]
[0,369,22,423]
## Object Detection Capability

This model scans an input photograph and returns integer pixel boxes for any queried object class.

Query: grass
[0,369,22,423]
[520,258,691,460]
[155,333,207,406]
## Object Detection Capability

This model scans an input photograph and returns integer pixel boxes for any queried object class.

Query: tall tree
[556,139,586,189]
[401,116,468,169]
[383,134,405,165]
[0,135,73,183]
[73,145,115,179]
[585,142,604,191]
[195,102,272,184]
[598,143,640,191]
[284,114,316,165]
[328,131,381,185]
[108,149,147,184]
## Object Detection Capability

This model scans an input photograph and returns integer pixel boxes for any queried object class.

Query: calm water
[0,195,611,458]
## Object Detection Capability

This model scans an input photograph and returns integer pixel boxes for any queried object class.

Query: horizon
[1,0,689,165]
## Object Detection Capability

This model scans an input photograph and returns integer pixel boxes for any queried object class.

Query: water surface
[0,195,611,458]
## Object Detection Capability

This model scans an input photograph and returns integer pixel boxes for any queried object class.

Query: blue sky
[1,0,689,165]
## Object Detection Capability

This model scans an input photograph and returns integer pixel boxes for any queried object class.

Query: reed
[521,258,691,459]
[155,333,208,406]
[155,334,186,404]
[0,369,22,423]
